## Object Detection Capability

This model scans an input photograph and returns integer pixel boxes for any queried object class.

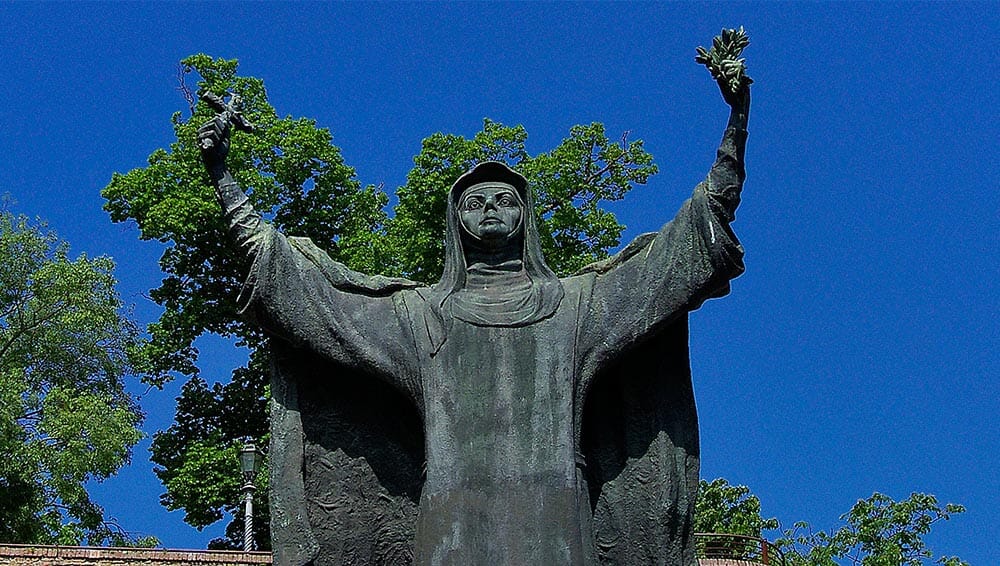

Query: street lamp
[239,440,262,552]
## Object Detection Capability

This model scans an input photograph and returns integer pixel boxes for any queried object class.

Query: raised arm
[700,84,749,238]
[707,72,750,224]
[197,112,421,400]
[198,114,267,257]
[579,33,752,370]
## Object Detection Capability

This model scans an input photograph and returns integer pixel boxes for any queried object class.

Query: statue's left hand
[719,73,750,114]
[696,28,752,112]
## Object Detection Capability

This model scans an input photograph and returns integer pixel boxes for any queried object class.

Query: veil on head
[424,162,564,351]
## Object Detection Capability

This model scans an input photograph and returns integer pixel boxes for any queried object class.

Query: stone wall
[0,545,272,566]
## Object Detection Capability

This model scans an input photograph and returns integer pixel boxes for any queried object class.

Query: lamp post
[239,440,261,552]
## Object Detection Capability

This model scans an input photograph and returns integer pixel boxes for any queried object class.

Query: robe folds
[234,127,747,566]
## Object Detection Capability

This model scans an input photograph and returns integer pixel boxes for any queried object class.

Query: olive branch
[695,27,753,95]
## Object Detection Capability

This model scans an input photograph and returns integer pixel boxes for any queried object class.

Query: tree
[695,478,779,537]
[693,478,780,562]
[148,355,270,548]
[102,55,655,548]
[0,210,152,546]
[108,55,970,562]
[390,119,656,280]
[778,492,969,566]
[104,54,391,548]
[691,479,967,566]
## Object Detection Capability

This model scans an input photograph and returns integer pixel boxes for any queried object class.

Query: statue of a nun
[198,35,751,566]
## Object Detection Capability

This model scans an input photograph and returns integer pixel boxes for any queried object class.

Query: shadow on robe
[583,316,700,566]
[269,341,424,566]
[268,316,697,566]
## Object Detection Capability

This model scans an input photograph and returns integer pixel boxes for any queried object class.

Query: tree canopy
[102,54,655,549]
[778,492,968,566]
[695,478,779,537]
[104,55,968,562]
[694,479,968,566]
[0,210,151,546]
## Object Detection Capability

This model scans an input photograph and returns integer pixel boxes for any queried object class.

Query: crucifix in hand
[198,91,255,149]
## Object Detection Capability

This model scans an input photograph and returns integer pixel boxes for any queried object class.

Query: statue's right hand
[198,116,230,174]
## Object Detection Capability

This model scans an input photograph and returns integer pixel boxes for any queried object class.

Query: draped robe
[230,126,747,566]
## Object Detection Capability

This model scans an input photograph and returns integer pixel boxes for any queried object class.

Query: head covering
[424,162,564,350]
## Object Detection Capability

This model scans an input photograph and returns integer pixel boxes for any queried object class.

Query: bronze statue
[199,29,752,566]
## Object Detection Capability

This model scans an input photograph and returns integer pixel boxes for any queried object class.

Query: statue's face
[458,183,523,244]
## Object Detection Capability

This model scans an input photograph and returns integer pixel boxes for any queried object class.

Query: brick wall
[0,545,769,565]
[0,545,272,566]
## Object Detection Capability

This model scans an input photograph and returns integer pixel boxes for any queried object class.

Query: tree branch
[0,301,73,362]
[177,64,197,116]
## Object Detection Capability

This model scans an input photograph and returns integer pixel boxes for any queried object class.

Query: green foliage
[105,54,386,548]
[526,122,657,275]
[695,478,779,537]
[150,351,270,550]
[777,492,968,566]
[694,481,967,565]
[103,54,388,388]
[108,55,968,562]
[390,119,657,281]
[105,54,657,547]
[0,211,151,546]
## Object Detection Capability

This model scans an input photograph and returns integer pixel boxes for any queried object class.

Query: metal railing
[694,533,787,565]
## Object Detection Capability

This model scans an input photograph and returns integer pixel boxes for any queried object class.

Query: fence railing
[694,533,787,565]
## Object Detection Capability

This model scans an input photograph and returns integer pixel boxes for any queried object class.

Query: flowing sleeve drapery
[580,125,748,375]
[223,205,426,566]
[233,218,422,403]
[576,123,748,566]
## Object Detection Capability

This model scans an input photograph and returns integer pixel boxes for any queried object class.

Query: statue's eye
[465,198,483,210]
[497,195,515,207]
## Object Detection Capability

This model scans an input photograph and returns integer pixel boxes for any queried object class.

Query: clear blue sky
[1,2,995,563]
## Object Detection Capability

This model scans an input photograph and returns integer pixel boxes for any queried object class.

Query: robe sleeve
[231,211,421,402]
[579,125,748,370]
